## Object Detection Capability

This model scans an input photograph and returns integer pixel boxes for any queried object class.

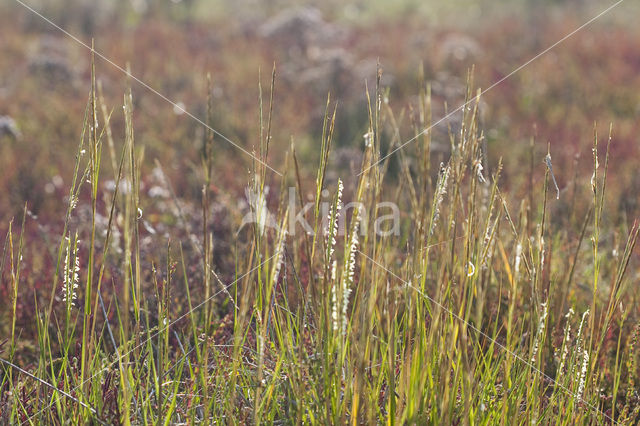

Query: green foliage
[2,1,640,424]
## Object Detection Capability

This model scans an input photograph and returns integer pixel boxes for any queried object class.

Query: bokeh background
[2,0,640,217]
[2,0,640,345]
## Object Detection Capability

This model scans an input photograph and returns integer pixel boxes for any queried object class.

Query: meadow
[2,0,640,423]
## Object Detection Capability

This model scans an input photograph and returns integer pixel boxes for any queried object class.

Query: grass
[1,53,640,424]
[2,1,640,424]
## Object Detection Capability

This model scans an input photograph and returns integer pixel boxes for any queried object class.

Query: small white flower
[574,310,589,376]
[514,243,522,278]
[332,209,361,339]
[475,159,486,183]
[62,233,80,306]
[530,301,548,363]
[325,179,343,262]
[363,132,373,148]
[271,228,287,287]
[558,308,574,375]
[576,349,589,402]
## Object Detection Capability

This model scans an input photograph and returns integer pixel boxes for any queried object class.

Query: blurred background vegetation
[2,2,640,422]
[1,0,640,311]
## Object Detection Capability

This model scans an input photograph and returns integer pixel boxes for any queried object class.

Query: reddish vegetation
[1,5,640,420]
[0,2,638,328]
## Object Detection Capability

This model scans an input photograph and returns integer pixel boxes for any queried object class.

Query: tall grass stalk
[4,60,640,425]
